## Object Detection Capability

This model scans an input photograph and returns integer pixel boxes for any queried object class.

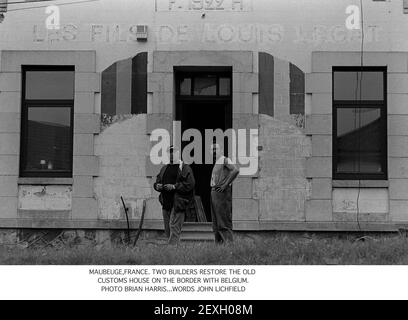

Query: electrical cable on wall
[356,0,365,232]
[6,0,58,5]
[4,0,99,12]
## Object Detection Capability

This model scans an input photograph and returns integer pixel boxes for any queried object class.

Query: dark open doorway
[175,67,232,222]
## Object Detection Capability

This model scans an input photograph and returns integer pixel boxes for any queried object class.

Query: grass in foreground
[1,233,408,265]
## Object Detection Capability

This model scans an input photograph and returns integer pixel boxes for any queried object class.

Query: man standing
[210,143,240,244]
[154,146,195,244]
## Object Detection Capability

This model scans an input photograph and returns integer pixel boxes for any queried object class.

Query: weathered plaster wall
[18,186,72,211]
[94,114,156,220]
[0,0,401,74]
[94,112,313,228]
[256,115,311,222]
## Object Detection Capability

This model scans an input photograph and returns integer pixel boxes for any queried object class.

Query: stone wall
[0,50,99,224]
[306,51,408,224]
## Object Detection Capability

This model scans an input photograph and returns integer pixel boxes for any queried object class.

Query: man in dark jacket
[154,146,195,244]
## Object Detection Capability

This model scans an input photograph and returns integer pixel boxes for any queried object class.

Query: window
[333,67,387,180]
[194,75,217,96]
[176,70,232,98]
[21,66,74,178]
[180,77,192,95]
[219,77,231,96]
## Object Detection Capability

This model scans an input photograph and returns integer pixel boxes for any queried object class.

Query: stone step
[180,232,214,242]
[181,223,214,241]
[182,222,212,232]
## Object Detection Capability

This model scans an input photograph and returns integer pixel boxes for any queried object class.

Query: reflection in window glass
[180,78,192,95]
[25,107,71,173]
[25,71,75,100]
[333,71,383,101]
[219,77,231,96]
[194,76,217,96]
[336,107,383,174]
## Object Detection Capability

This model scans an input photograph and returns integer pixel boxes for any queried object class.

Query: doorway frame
[147,51,259,226]
[174,67,233,222]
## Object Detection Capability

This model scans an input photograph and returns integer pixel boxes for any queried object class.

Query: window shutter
[258,52,274,117]
[131,52,148,115]
[289,63,305,115]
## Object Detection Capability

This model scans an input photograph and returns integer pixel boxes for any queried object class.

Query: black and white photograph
[0,0,408,303]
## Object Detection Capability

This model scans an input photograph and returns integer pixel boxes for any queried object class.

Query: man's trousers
[162,208,185,244]
[210,187,233,244]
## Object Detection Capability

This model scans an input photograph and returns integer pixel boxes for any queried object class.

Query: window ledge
[18,178,73,186]
[332,180,389,188]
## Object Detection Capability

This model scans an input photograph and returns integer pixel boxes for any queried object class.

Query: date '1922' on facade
[156,0,252,12]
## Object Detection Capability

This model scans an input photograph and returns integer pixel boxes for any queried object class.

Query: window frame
[20,65,75,178]
[332,66,388,181]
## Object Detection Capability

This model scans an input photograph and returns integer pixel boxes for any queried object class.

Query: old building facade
[0,0,408,242]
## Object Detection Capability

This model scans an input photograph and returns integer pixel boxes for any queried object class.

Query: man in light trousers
[210,143,239,244]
